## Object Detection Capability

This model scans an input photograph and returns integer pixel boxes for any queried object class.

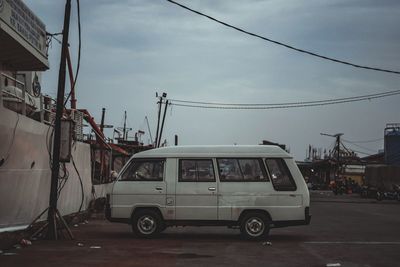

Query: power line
[342,140,378,153]
[170,89,400,106]
[168,89,400,110]
[342,137,383,144]
[166,0,400,75]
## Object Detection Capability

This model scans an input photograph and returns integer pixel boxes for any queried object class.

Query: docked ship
[0,0,147,232]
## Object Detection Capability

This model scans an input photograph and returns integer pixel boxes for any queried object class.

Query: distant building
[384,123,400,166]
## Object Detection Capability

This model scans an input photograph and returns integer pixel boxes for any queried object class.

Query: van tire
[132,210,163,238]
[240,212,270,240]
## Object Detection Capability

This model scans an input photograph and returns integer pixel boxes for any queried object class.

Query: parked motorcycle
[376,184,400,201]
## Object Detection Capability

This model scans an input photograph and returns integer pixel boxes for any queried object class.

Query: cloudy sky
[25,0,400,160]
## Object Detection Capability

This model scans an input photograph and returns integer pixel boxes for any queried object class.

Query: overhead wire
[342,137,383,144]
[169,89,400,107]
[71,155,85,213]
[64,0,82,108]
[342,140,380,154]
[166,0,400,75]
[168,89,400,110]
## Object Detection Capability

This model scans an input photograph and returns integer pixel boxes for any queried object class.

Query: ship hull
[0,104,102,231]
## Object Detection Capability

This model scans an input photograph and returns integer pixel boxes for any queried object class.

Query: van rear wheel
[240,212,270,240]
[132,210,163,238]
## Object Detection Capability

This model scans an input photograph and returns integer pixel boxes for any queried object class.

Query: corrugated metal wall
[365,165,400,191]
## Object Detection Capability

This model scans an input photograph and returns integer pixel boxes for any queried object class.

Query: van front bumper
[105,194,129,224]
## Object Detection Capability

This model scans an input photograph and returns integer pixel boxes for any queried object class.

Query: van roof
[133,145,291,158]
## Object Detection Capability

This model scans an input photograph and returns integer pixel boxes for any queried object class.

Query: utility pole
[320,132,344,177]
[158,100,169,147]
[335,134,342,165]
[46,0,72,240]
[154,92,167,147]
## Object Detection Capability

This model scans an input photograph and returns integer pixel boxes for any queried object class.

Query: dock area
[1,192,399,267]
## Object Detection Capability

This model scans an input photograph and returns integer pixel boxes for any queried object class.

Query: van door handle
[208,187,216,191]
[289,194,296,197]
[155,187,163,191]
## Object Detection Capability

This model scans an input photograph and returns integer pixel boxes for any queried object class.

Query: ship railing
[42,96,56,125]
[1,72,57,124]
[1,72,28,115]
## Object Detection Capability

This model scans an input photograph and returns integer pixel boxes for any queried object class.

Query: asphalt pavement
[1,191,400,267]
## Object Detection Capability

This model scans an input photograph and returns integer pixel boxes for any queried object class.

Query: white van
[106,145,311,240]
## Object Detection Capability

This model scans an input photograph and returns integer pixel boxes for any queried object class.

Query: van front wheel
[240,212,270,240]
[132,210,163,238]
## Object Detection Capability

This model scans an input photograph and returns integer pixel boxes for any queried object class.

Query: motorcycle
[376,184,400,201]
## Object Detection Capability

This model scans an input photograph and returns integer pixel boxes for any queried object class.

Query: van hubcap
[246,218,264,236]
[138,216,156,234]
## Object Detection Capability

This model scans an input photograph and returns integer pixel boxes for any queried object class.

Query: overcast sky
[26,0,400,160]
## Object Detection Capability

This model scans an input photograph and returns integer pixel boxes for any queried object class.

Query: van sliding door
[175,159,218,220]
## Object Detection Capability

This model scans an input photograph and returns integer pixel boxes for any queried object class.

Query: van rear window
[217,158,267,182]
[265,158,297,191]
[120,159,164,181]
[179,159,215,182]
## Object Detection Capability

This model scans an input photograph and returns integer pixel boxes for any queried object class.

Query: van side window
[120,159,164,181]
[265,158,297,191]
[179,159,215,182]
[217,158,267,182]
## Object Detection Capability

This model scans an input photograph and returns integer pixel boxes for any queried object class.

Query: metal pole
[100,107,106,182]
[46,0,72,240]
[158,100,169,147]
[145,116,153,144]
[123,110,127,141]
[336,135,340,164]
[154,97,162,147]
[336,135,341,176]
[100,108,106,133]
